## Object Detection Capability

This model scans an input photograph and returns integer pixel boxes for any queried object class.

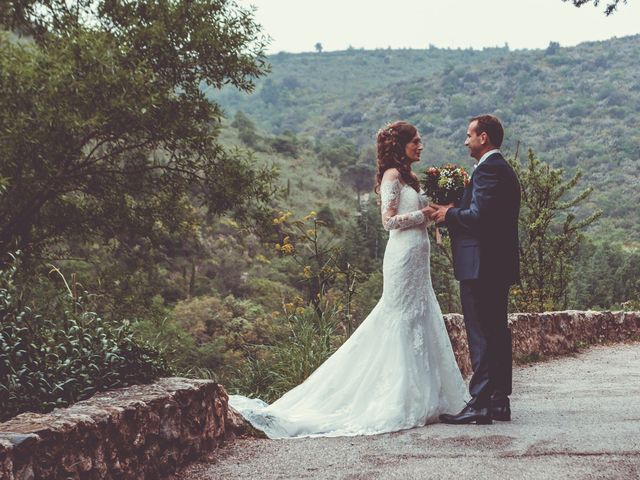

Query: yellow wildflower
[303,266,313,278]
[255,254,271,264]
[273,211,293,225]
[303,211,318,221]
[281,244,295,255]
[321,266,335,276]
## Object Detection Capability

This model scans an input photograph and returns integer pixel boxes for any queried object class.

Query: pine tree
[510,149,601,312]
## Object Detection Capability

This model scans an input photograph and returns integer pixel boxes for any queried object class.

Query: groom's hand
[430,204,453,224]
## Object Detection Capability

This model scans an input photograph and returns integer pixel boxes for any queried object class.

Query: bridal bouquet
[421,164,470,205]
[421,164,470,242]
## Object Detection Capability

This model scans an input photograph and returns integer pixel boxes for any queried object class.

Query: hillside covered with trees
[210,35,640,243]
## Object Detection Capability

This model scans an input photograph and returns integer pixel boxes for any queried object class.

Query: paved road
[179,343,640,480]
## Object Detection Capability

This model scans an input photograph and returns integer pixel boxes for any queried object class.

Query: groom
[430,115,520,424]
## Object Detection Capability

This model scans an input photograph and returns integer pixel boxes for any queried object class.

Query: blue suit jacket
[444,152,521,284]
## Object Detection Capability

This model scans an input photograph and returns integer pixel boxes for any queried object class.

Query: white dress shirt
[477,149,501,167]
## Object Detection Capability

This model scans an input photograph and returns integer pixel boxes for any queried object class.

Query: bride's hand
[421,205,436,218]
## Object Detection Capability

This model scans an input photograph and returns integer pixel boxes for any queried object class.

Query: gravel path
[179,343,640,480]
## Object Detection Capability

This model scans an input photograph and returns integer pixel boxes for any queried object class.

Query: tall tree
[341,161,374,205]
[564,0,628,15]
[510,149,601,312]
[569,240,640,309]
[0,0,277,260]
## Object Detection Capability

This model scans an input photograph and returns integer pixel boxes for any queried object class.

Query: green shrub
[0,258,170,421]
[244,277,300,312]
[133,292,287,380]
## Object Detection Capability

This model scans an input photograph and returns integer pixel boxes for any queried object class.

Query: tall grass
[228,305,345,403]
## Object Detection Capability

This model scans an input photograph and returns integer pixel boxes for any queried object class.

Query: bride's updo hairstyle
[375,121,420,194]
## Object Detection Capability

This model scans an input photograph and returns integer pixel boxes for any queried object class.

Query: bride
[230,121,467,438]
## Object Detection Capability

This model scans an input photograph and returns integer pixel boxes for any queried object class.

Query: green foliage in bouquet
[0,256,170,421]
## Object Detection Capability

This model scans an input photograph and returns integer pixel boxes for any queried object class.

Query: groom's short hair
[470,115,504,148]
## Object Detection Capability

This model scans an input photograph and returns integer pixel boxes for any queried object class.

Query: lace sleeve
[380,177,426,231]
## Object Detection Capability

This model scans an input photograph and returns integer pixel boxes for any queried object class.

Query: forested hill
[208,35,640,244]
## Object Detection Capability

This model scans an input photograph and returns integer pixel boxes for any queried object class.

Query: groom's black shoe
[439,401,493,425]
[490,395,511,422]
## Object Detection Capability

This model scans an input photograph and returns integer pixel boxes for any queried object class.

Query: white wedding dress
[230,170,467,438]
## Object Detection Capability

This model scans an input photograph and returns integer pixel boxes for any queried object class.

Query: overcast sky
[238,0,640,53]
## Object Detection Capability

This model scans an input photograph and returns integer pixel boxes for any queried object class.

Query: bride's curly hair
[374,121,420,194]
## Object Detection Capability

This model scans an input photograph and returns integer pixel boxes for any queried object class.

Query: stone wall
[0,311,638,479]
[0,378,233,480]
[445,310,640,376]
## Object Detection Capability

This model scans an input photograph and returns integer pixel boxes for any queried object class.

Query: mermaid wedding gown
[230,172,467,438]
